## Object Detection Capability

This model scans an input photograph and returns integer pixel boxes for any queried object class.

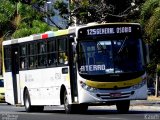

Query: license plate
[110,93,121,97]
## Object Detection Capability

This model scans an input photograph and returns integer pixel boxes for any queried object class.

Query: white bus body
[2,23,147,113]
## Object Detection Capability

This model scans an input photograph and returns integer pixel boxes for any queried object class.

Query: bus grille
[96,91,134,99]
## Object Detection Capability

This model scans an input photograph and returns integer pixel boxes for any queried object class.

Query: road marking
[97,117,127,120]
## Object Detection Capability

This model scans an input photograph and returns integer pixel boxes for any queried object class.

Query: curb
[148,96,160,101]
[90,105,160,111]
[130,105,160,111]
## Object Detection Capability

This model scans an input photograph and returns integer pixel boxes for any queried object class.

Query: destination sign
[87,27,132,36]
[80,65,106,72]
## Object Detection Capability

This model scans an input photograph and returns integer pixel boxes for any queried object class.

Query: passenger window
[20,45,27,69]
[38,41,47,53]
[38,41,47,67]
[4,46,11,71]
[59,52,68,64]
[58,38,68,65]
[20,57,27,69]
[20,45,27,56]
[48,53,57,65]
[29,56,37,68]
[28,42,37,69]
[48,39,57,66]
[29,43,37,55]
[58,39,66,51]
[4,46,11,59]
[48,40,56,52]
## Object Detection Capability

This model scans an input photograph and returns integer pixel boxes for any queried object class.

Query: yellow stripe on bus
[85,77,142,89]
[1,45,5,74]
[54,29,68,36]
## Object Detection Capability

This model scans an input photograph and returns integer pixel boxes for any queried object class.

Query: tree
[0,0,15,38]
[140,0,160,94]
[0,0,16,74]
[0,0,58,74]
[12,2,55,38]
[54,0,144,26]
[140,0,160,75]
[0,0,61,39]
[141,0,160,44]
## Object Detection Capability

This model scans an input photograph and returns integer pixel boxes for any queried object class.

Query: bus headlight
[132,79,146,90]
[80,81,97,92]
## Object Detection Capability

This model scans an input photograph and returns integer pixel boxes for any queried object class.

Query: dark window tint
[28,43,37,55]
[19,44,27,69]
[0,80,4,87]
[38,41,47,67]
[4,46,11,71]
[48,39,57,66]
[28,42,37,68]
[20,45,27,56]
[58,39,68,65]
[48,40,56,52]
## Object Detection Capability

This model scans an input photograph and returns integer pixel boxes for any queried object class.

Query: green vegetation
[0,0,58,40]
[0,0,160,79]
[55,0,143,24]
[140,0,160,76]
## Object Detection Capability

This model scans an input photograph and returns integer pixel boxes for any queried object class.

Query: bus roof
[2,29,74,46]
[76,22,140,29]
[2,22,140,46]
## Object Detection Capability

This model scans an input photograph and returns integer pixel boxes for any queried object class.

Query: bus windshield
[78,38,143,75]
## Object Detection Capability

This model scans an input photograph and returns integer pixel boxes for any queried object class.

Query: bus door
[68,38,78,103]
[11,44,20,104]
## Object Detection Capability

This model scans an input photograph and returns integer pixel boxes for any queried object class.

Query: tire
[78,104,88,113]
[63,90,88,114]
[7,103,11,105]
[24,89,44,112]
[116,100,130,114]
[63,90,75,114]
[32,106,44,112]
[24,89,34,112]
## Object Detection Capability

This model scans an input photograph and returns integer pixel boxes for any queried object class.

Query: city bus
[2,22,148,113]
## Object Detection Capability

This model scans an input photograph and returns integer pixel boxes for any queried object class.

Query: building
[45,0,69,29]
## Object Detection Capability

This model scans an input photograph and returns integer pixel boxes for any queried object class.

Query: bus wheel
[24,90,44,112]
[24,89,33,112]
[78,104,88,113]
[32,106,44,112]
[116,100,130,113]
[63,91,74,114]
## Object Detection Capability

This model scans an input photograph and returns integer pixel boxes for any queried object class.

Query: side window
[58,38,68,65]
[28,42,37,69]
[38,40,47,67]
[4,46,11,71]
[48,38,57,66]
[19,44,27,69]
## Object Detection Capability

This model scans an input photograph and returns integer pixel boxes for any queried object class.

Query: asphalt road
[0,102,159,120]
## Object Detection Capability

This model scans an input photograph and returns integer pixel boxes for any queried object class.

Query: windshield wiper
[117,36,128,54]
[97,41,106,54]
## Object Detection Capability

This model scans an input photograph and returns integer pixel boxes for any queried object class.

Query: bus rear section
[2,31,76,112]
[2,43,20,105]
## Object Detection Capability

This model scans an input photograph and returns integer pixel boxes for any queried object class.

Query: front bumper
[78,84,147,104]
